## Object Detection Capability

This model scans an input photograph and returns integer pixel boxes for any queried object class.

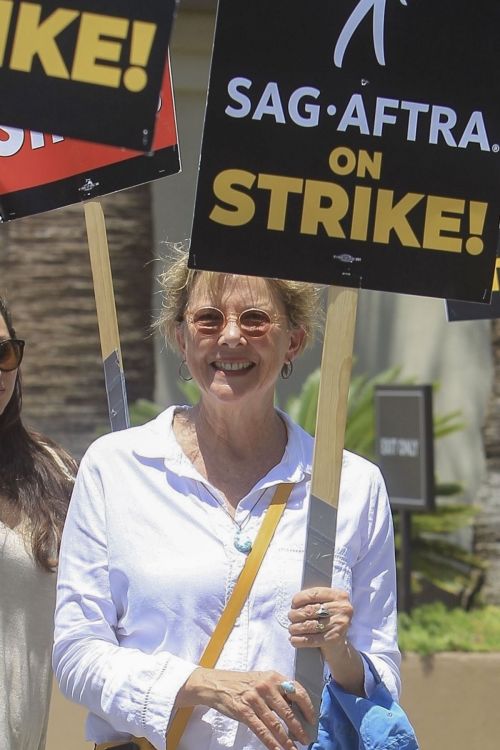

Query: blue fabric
[309,657,419,750]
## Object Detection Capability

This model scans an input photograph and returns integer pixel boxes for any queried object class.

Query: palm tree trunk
[473,319,500,602]
[0,184,155,459]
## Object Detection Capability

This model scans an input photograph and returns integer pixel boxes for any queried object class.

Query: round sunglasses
[0,339,25,371]
[185,307,285,337]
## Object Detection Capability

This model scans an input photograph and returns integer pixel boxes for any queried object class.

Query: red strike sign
[0,61,179,220]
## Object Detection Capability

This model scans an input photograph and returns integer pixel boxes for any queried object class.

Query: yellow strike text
[0,0,156,92]
[209,147,488,256]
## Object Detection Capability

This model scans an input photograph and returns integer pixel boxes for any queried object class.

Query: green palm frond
[178,379,200,405]
[129,398,163,426]
[410,505,477,534]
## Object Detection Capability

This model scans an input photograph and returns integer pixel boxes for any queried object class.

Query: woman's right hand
[175,667,316,750]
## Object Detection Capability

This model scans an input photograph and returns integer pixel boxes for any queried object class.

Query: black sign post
[375,385,435,612]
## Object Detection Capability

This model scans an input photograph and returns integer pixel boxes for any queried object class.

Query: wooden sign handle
[294,285,359,739]
[84,201,123,363]
[311,285,359,505]
[84,200,130,431]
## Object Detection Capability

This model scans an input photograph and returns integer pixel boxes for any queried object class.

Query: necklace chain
[200,484,269,553]
[201,484,268,532]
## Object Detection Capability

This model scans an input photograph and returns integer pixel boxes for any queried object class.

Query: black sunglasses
[0,339,25,371]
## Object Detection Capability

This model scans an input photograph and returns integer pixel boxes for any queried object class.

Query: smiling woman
[173,273,305,422]
[53,246,401,750]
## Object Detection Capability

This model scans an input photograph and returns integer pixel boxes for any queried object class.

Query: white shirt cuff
[141,654,198,750]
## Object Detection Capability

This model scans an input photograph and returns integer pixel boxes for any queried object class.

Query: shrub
[399,603,500,654]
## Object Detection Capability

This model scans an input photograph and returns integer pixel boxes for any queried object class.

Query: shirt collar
[133,405,313,486]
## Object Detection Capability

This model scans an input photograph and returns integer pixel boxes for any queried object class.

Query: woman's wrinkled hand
[288,586,354,660]
[177,667,316,750]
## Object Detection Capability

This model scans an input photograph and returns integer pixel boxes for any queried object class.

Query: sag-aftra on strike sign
[0,0,176,150]
[190,0,500,301]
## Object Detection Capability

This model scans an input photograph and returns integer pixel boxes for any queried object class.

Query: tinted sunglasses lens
[0,340,23,371]
[192,308,225,334]
[239,309,271,336]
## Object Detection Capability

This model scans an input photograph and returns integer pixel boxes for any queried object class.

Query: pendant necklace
[200,484,268,554]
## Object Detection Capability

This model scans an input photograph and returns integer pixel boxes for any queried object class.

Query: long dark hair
[0,297,76,571]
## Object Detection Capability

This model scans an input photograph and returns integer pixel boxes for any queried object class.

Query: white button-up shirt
[53,406,400,750]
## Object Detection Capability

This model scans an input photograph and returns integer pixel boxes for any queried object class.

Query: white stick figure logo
[334,0,408,68]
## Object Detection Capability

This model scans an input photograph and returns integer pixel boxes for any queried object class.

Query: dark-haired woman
[0,297,77,750]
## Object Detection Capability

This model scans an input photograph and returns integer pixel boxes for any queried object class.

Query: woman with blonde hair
[54,250,400,750]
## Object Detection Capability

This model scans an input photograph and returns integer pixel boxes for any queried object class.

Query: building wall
[152,11,217,409]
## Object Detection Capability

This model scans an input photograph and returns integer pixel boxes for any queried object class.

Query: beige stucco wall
[151,10,216,409]
[46,681,89,750]
[400,652,500,750]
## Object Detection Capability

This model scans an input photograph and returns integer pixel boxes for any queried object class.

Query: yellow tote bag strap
[166,482,294,750]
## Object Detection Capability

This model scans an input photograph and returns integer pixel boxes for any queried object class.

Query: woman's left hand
[287,586,353,660]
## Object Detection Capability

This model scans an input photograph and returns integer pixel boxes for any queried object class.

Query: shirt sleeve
[53,450,198,750]
[348,466,401,700]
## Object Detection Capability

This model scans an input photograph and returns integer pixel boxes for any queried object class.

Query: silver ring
[316,604,330,619]
[279,680,296,696]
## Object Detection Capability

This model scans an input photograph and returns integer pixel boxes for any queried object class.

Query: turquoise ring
[279,680,296,696]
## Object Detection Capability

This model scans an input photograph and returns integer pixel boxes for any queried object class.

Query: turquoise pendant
[234,531,252,554]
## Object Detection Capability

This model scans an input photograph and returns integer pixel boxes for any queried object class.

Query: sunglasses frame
[185,307,286,337]
[0,338,25,371]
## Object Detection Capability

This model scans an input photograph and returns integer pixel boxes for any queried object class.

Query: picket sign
[294,285,359,737]
[84,200,130,432]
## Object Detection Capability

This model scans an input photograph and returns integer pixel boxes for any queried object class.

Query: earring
[281,361,293,379]
[178,360,192,382]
